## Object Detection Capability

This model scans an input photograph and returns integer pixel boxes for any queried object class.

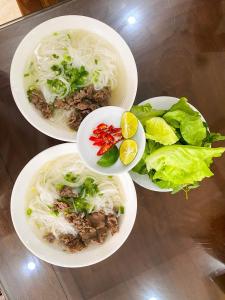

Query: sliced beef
[106,214,119,235]
[68,110,83,131]
[53,200,69,211]
[44,232,56,243]
[88,211,106,229]
[66,213,97,244]
[59,186,76,198]
[93,86,111,106]
[96,227,108,243]
[28,89,53,118]
[59,233,85,252]
[54,99,70,110]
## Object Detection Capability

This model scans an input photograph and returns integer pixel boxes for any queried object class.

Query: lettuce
[163,100,206,146]
[130,104,165,125]
[146,145,225,189]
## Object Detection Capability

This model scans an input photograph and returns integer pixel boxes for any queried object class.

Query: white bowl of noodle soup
[11,143,137,267]
[10,16,138,142]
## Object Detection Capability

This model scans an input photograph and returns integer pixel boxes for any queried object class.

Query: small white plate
[11,143,137,267]
[10,15,138,142]
[77,106,146,175]
[130,96,205,192]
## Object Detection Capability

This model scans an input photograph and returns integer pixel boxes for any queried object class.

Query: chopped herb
[47,61,88,95]
[67,33,71,40]
[80,177,99,197]
[26,208,32,216]
[64,172,77,183]
[52,54,59,59]
[108,176,113,179]
[119,206,125,214]
[50,210,59,217]
[51,64,62,74]
[53,32,58,36]
[55,183,64,191]
[99,192,104,196]
[35,79,39,83]
[24,73,30,77]
[47,78,67,96]
[95,59,98,64]
[63,54,72,62]
[73,197,90,213]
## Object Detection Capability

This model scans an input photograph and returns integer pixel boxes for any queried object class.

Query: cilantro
[64,172,77,183]
[72,197,90,213]
[80,177,99,197]
[52,54,59,59]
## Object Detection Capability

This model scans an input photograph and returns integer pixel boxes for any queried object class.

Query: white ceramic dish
[10,15,138,142]
[130,96,205,192]
[11,143,137,267]
[77,106,146,175]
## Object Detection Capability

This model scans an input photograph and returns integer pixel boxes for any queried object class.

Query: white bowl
[77,106,146,175]
[11,143,137,267]
[10,15,138,142]
[130,96,206,192]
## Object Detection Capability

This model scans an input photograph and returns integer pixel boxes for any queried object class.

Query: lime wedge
[145,117,178,145]
[120,139,138,165]
[121,112,138,139]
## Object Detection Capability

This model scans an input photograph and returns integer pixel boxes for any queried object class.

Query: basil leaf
[97,146,119,167]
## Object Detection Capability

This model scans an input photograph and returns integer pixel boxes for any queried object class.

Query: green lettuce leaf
[131,104,165,126]
[169,97,199,116]
[180,116,206,146]
[146,145,225,189]
[163,109,206,146]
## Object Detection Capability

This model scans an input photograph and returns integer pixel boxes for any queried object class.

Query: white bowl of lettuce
[130,96,225,195]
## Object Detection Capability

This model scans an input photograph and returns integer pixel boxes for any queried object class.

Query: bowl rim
[130,96,206,192]
[10,143,137,267]
[10,15,138,142]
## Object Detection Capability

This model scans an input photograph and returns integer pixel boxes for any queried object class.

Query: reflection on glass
[149,297,158,300]
[127,16,137,25]
[27,261,36,270]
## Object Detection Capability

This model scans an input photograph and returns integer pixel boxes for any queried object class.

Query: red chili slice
[97,143,113,156]
[97,123,108,130]
[112,127,121,133]
[93,140,105,146]
[89,136,102,142]
[93,128,102,135]
[106,133,114,143]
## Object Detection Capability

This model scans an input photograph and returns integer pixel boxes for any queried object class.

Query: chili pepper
[106,133,114,143]
[97,143,112,156]
[93,128,102,135]
[99,131,108,139]
[97,123,108,130]
[112,127,121,133]
[93,140,105,146]
[89,136,103,142]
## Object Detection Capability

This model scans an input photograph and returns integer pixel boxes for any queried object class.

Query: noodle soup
[26,153,125,252]
[24,30,126,131]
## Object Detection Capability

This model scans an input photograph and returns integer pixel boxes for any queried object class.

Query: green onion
[55,183,64,191]
[26,208,32,216]
[119,206,125,214]
[64,172,77,183]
